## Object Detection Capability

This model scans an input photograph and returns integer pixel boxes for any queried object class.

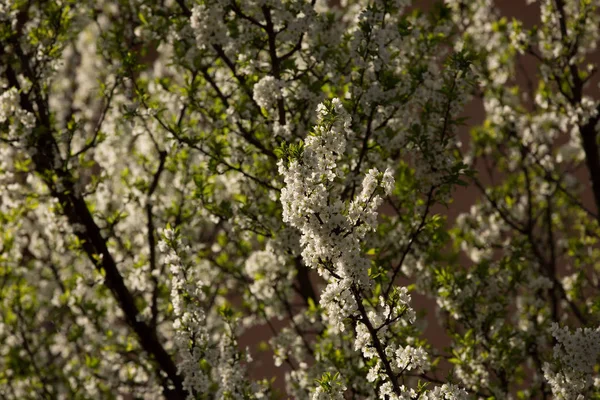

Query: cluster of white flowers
[375,382,469,400]
[538,0,599,61]
[244,243,295,318]
[159,228,214,398]
[422,384,470,400]
[359,292,431,398]
[215,329,249,400]
[190,2,229,49]
[160,227,260,399]
[269,311,326,398]
[0,87,35,141]
[280,99,396,329]
[542,323,600,399]
[279,99,354,333]
[311,372,346,400]
[253,76,283,110]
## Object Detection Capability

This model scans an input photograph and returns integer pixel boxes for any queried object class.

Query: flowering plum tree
[1,0,600,398]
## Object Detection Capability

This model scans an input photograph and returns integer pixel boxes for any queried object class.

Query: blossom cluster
[1,0,600,399]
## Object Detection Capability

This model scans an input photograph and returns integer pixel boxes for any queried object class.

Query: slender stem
[352,286,402,396]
